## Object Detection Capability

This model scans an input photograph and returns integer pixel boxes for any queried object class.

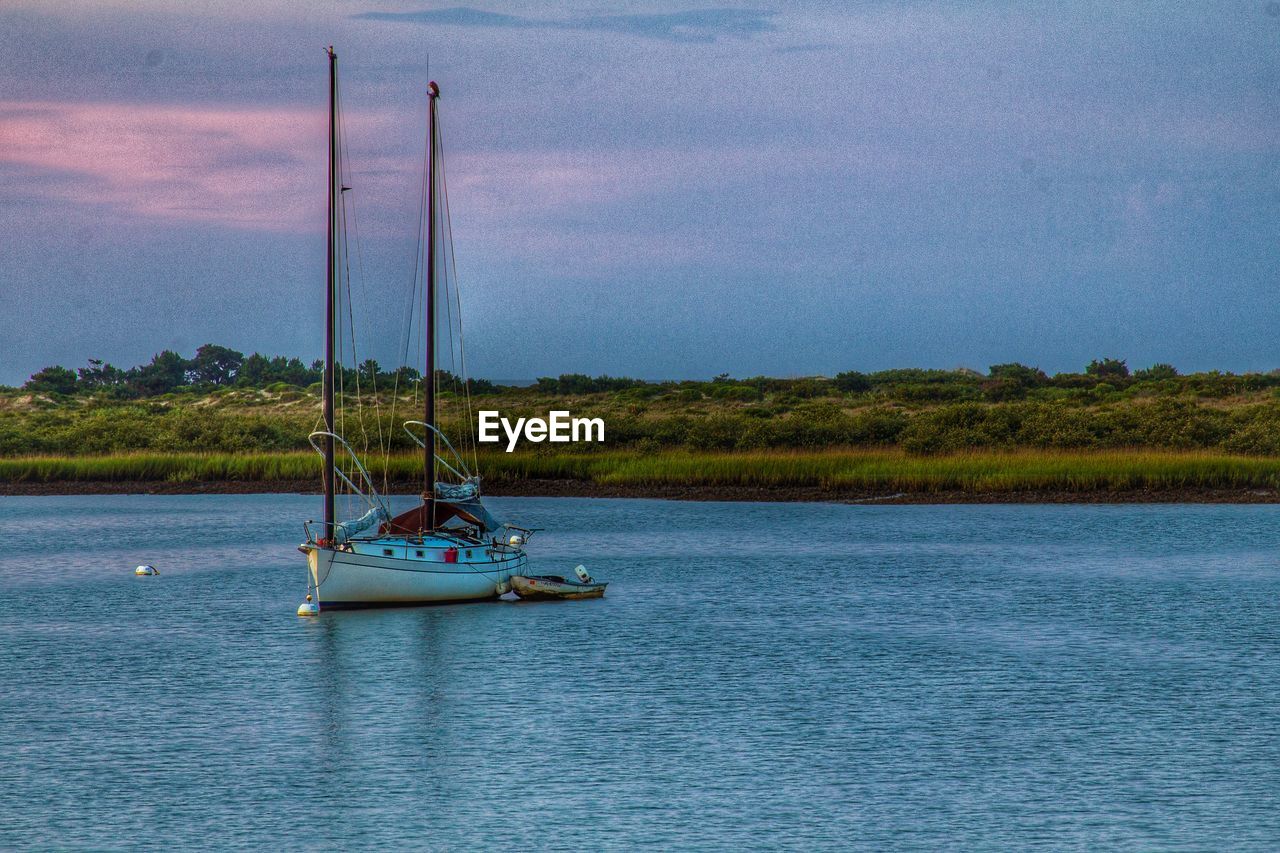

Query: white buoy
[508,534,524,546]
[134,565,158,576]
[297,593,319,617]
[495,578,512,596]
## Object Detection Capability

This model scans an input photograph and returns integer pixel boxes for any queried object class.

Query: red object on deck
[444,547,459,564]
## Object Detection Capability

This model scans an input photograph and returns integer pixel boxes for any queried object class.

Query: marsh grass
[4,449,1280,493]
[573,449,1280,492]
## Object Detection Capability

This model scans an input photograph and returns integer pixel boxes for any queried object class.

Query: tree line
[14,344,1280,403]
[17,345,494,399]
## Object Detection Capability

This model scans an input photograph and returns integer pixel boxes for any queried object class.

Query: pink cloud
[0,98,893,271]
[0,100,331,231]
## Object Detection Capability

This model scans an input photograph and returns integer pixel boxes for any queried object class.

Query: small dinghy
[511,565,607,601]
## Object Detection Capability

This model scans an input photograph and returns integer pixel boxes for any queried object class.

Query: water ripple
[1,497,1278,848]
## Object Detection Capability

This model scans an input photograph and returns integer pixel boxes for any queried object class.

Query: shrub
[707,384,760,402]
[1086,358,1130,380]
[982,379,1028,402]
[834,371,871,393]
[883,383,981,403]
[1134,363,1178,381]
[900,403,1020,454]
[988,363,1048,386]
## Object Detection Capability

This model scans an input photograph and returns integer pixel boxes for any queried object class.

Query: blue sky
[0,1,1277,384]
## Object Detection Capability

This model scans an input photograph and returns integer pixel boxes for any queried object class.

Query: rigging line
[340,189,369,458]
[383,274,413,499]
[431,116,464,473]
[378,148,419,499]
[436,116,460,472]
[336,92,362,460]
[404,94,430,376]
[444,155,475,476]
[391,89,433,495]
[437,118,479,478]
[437,138,466,472]
[333,81,372,469]
[337,85,387,466]
[336,150,364,458]
[339,165,361,501]
[431,119,457,390]
[335,63,350,495]
[435,128,468,473]
[347,197,374,500]
[332,63,347,493]
[383,130,425,500]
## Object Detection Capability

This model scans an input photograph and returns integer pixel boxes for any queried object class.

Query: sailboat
[297,47,530,612]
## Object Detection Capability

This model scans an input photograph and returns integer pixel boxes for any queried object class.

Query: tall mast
[424,81,440,528]
[323,46,337,539]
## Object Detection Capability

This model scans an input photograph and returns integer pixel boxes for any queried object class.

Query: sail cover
[439,492,504,534]
[333,504,390,544]
[435,479,502,532]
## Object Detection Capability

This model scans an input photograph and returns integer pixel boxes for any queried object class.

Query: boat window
[383,548,394,556]
[465,550,472,558]
[415,550,424,558]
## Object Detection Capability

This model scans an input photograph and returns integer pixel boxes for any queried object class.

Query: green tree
[24,365,78,395]
[267,357,315,387]
[129,350,190,396]
[390,366,422,387]
[237,353,270,387]
[1134,363,1178,381]
[358,358,382,382]
[988,363,1048,385]
[1086,358,1129,380]
[77,359,127,392]
[191,344,244,386]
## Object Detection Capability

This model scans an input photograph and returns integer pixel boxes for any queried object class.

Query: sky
[0,1,1277,385]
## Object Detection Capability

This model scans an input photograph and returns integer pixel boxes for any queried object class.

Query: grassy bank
[11,377,1280,459]
[5,449,1280,498]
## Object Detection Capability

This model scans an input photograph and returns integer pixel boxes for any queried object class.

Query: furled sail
[439,492,504,534]
[435,480,478,501]
[333,504,390,544]
[435,478,502,532]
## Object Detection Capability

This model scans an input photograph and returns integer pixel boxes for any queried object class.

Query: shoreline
[4,478,1280,504]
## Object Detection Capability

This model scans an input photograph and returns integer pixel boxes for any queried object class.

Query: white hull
[303,544,526,609]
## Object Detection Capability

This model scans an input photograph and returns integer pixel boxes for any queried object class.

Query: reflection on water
[2,495,1279,848]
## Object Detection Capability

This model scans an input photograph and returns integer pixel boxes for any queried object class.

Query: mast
[424,81,440,529]
[323,46,337,540]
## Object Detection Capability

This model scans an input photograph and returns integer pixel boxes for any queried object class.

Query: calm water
[1,496,1278,850]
